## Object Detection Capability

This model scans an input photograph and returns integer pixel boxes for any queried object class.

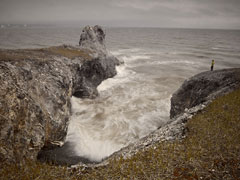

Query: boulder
[170,68,240,119]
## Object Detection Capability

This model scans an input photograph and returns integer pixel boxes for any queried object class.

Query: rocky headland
[0,24,239,176]
[0,25,120,164]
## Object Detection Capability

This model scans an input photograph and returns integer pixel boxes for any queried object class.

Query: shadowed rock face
[0,25,119,164]
[37,142,95,166]
[170,68,240,119]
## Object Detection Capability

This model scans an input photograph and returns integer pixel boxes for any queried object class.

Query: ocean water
[1,26,240,161]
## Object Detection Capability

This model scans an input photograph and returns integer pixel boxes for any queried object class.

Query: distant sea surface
[1,26,240,161]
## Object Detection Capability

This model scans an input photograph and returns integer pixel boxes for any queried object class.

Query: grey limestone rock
[170,68,240,119]
[0,25,119,164]
[79,25,106,53]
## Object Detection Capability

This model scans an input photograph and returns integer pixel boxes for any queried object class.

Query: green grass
[0,160,71,180]
[1,88,240,180]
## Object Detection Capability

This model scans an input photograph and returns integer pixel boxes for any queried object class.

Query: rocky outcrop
[170,68,240,118]
[0,25,119,164]
[79,25,106,53]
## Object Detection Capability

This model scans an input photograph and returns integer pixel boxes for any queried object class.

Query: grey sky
[0,0,240,29]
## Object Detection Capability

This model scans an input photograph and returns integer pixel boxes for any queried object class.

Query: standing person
[211,59,215,71]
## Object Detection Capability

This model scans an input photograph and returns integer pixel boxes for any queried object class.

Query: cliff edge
[170,68,240,119]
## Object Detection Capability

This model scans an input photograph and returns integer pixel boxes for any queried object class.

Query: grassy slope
[1,88,240,180]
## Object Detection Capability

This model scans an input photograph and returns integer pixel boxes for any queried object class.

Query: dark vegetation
[1,88,240,179]
[0,45,92,61]
[46,46,92,59]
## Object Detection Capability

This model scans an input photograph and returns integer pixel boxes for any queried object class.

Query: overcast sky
[0,0,240,29]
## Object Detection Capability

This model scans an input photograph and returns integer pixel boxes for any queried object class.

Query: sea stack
[79,25,106,52]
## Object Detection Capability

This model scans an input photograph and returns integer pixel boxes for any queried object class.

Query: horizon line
[0,23,240,31]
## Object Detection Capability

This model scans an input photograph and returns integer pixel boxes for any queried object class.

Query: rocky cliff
[0,25,119,164]
[37,67,240,166]
[170,68,240,118]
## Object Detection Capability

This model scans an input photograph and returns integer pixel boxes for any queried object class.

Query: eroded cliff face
[170,68,240,119]
[0,25,119,163]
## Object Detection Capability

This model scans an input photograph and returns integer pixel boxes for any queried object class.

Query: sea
[1,25,240,162]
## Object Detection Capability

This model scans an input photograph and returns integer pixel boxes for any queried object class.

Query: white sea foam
[111,48,143,56]
[110,49,151,64]
[67,91,171,161]
[97,65,135,92]
[121,55,151,62]
[152,60,197,65]
[66,50,172,161]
